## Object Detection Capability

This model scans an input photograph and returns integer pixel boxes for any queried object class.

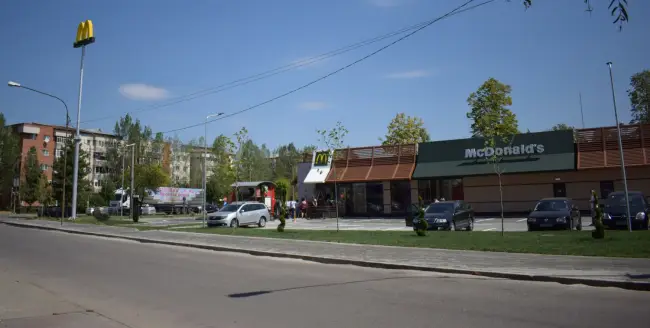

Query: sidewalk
[2,217,649,291]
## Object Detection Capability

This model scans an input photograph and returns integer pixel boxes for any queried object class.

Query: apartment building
[53,126,122,192]
[11,123,57,182]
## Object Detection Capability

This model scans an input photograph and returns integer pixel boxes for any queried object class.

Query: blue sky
[1,0,648,151]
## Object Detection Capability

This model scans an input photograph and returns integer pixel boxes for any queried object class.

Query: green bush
[92,207,110,222]
[414,197,428,236]
[591,191,605,239]
[277,205,287,232]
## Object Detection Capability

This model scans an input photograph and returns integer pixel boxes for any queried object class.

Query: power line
[82,0,488,125]
[159,0,493,135]
[81,17,433,124]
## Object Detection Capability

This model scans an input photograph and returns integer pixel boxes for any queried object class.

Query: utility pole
[579,92,585,129]
[606,62,632,232]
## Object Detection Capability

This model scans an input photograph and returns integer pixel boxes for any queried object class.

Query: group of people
[284,198,309,222]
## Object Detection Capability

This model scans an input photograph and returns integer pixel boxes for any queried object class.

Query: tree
[21,147,43,207]
[523,1,629,30]
[466,78,520,236]
[467,78,519,138]
[99,178,116,204]
[316,121,348,231]
[628,69,650,124]
[37,174,53,207]
[52,139,92,210]
[0,113,20,208]
[551,123,574,131]
[206,134,236,202]
[125,164,170,197]
[381,113,430,145]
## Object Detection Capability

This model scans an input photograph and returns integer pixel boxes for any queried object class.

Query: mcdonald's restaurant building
[299,145,419,217]
[297,123,650,217]
[413,125,650,215]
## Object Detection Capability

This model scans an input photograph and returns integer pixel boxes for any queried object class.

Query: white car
[207,201,270,228]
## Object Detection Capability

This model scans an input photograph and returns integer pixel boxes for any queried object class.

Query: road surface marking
[482,228,497,231]
[475,219,494,223]
[516,219,527,222]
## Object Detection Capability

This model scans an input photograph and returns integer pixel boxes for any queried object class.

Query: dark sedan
[526,198,582,231]
[602,191,649,230]
[412,200,474,231]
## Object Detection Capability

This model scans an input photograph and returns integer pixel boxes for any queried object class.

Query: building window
[599,181,614,199]
[40,164,48,171]
[365,182,383,215]
[44,135,51,142]
[30,134,37,140]
[55,149,63,158]
[42,149,49,157]
[418,180,432,204]
[391,181,411,214]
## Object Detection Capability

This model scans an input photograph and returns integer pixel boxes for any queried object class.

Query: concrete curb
[2,220,649,292]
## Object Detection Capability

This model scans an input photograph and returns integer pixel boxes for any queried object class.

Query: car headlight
[603,213,611,220]
[635,212,646,220]
[435,218,447,223]
[556,217,567,223]
[527,218,535,223]
[412,219,419,223]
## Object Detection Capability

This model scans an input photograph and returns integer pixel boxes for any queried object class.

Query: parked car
[412,200,474,231]
[526,198,581,231]
[207,201,270,228]
[602,191,649,230]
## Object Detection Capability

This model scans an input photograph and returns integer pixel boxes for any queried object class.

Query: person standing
[290,199,297,222]
[300,198,308,219]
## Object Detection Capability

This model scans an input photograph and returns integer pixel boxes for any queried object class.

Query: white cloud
[119,84,170,101]
[385,70,431,79]
[367,0,412,7]
[298,101,327,111]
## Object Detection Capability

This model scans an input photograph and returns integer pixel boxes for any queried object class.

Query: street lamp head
[606,62,613,66]
[7,81,21,87]
[206,112,225,120]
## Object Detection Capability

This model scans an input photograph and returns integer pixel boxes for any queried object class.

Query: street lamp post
[8,81,70,226]
[606,62,632,232]
[204,112,224,228]
[122,143,135,218]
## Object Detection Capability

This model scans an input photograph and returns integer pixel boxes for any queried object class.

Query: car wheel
[466,218,474,231]
[576,221,582,231]
[258,217,267,227]
[449,221,456,231]
[230,219,239,228]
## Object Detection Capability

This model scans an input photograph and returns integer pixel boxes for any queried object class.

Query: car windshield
[220,204,240,212]
[606,194,644,208]
[425,203,454,214]
[534,200,569,211]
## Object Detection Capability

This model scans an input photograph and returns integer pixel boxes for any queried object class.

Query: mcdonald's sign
[313,151,331,167]
[73,20,95,48]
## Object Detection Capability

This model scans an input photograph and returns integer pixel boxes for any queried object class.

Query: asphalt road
[1,225,648,328]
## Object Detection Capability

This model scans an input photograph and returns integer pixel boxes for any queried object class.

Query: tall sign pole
[70,20,95,219]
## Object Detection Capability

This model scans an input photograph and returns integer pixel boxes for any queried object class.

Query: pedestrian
[290,199,297,222]
[589,190,596,226]
[300,198,308,219]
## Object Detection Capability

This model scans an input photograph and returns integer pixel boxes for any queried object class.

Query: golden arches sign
[74,20,95,48]
[314,151,330,167]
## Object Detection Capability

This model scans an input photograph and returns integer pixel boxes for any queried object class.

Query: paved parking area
[261,217,595,232]
[144,216,595,232]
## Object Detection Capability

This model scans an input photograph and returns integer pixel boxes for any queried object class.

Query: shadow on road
[228,275,491,298]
